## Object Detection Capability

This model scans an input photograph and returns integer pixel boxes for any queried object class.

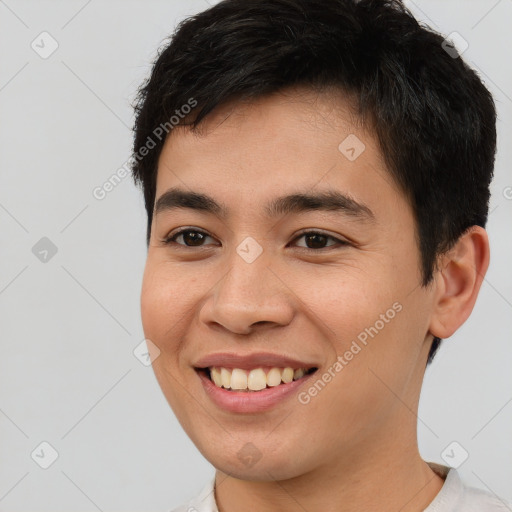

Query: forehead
[154,87,406,222]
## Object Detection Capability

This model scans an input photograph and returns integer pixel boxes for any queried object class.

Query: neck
[214,428,445,512]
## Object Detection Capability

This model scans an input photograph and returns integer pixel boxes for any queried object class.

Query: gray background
[0,1,511,510]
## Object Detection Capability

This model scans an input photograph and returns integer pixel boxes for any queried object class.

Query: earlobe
[429,226,490,339]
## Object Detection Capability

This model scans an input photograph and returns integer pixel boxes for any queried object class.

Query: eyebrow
[154,187,375,222]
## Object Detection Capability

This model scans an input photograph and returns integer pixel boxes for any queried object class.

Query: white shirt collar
[424,462,462,511]
[184,475,218,512]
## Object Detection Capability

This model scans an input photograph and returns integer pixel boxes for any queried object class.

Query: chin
[197,437,313,482]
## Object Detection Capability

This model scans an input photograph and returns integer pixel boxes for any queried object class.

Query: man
[130,0,509,510]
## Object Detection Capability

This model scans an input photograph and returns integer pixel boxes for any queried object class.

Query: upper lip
[193,352,318,370]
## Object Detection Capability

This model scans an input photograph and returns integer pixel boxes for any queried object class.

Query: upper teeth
[209,367,308,391]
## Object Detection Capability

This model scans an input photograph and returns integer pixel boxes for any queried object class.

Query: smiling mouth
[196,366,318,392]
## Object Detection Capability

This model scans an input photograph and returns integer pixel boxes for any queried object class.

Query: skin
[140,86,489,512]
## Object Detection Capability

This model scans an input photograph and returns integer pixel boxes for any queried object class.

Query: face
[140,87,438,480]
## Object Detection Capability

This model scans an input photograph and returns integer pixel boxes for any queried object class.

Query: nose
[198,249,295,335]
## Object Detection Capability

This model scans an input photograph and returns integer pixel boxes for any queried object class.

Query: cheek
[296,265,423,414]
[321,295,427,423]
[295,264,397,342]
[141,265,167,338]
[140,262,190,351]
[139,262,194,413]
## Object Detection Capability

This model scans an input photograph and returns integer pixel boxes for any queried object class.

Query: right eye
[163,228,218,247]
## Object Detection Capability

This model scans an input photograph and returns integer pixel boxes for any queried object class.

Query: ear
[429,226,490,339]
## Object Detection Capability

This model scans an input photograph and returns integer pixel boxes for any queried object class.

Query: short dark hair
[131,0,497,364]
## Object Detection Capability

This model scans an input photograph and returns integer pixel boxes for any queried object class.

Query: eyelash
[162,228,350,251]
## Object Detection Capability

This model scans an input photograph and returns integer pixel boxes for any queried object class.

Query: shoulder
[426,462,511,512]
[458,484,512,511]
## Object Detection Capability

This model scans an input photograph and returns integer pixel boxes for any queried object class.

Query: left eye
[292,231,348,250]
[163,229,348,250]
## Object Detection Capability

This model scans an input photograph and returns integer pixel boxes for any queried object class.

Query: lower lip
[196,370,316,413]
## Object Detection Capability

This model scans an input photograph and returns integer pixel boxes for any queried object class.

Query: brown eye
[164,229,215,247]
[292,231,349,250]
[304,233,329,249]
